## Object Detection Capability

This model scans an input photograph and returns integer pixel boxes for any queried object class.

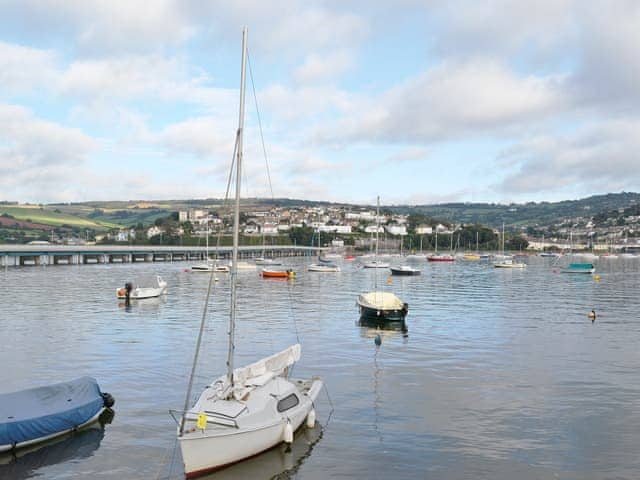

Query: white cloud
[294,50,354,84]
[1,0,195,56]
[326,59,565,144]
[0,104,96,201]
[157,116,237,160]
[496,120,640,196]
[0,41,58,94]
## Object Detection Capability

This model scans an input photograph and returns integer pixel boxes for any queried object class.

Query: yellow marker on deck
[197,413,207,430]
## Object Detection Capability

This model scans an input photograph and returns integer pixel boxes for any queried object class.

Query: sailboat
[191,222,230,273]
[362,204,390,268]
[427,229,454,262]
[494,223,526,268]
[176,28,322,478]
[463,231,481,261]
[308,230,340,272]
[357,197,408,324]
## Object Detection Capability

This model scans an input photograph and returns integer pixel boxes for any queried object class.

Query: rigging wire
[247,48,275,201]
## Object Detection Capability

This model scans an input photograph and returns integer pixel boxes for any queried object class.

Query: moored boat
[308,263,340,272]
[561,263,595,274]
[176,27,321,478]
[116,275,167,300]
[427,254,455,262]
[260,269,294,279]
[390,266,421,276]
[357,291,408,323]
[0,377,114,453]
[362,260,390,268]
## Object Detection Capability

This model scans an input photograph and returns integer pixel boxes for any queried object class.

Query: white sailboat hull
[181,412,300,477]
[179,375,322,478]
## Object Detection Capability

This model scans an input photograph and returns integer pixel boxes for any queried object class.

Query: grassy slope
[0,205,121,229]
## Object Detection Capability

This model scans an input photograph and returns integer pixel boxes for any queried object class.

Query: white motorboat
[308,263,340,272]
[116,275,167,300]
[362,260,390,268]
[176,28,322,478]
[192,262,230,273]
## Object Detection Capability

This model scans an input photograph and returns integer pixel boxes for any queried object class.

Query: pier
[0,245,320,268]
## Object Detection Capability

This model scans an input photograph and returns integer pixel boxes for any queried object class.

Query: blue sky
[1,1,639,205]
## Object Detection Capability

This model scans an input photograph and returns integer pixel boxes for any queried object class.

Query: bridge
[0,244,321,267]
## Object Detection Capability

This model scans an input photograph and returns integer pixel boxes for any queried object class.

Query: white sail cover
[232,344,301,386]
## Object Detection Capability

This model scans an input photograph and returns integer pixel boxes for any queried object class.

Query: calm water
[1,256,640,479]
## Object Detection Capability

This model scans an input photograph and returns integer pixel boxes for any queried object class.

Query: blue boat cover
[0,377,104,448]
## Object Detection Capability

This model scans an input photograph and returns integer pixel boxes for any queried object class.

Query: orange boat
[260,269,295,279]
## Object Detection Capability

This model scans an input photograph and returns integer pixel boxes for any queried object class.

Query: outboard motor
[101,392,116,408]
[124,282,133,303]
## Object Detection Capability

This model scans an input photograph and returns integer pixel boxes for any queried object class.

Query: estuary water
[1,255,640,479]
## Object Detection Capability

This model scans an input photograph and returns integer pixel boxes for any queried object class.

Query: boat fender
[306,409,316,428]
[284,420,293,444]
[101,392,115,408]
[376,310,380,316]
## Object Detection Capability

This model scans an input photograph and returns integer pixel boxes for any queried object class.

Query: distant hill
[387,192,640,229]
[2,192,639,233]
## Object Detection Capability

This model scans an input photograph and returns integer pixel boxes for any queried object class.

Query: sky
[1,0,639,206]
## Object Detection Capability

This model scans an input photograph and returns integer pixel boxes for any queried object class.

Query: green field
[0,205,121,229]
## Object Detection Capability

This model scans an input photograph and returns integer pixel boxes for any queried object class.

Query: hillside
[1,192,639,244]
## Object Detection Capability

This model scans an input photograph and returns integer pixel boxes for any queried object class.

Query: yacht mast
[227,25,248,387]
[375,196,380,290]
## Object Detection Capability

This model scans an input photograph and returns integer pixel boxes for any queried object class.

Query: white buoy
[306,409,316,428]
[284,420,293,443]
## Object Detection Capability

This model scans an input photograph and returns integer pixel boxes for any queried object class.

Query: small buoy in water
[374,334,382,346]
[594,274,601,281]
[588,309,596,321]
[387,277,392,284]
[283,420,293,443]
[184,268,189,272]
[306,409,316,428]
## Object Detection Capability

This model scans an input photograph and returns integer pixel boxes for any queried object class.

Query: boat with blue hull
[561,263,595,274]
[0,377,114,453]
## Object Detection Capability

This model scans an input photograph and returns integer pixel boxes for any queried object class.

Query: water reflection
[357,318,408,334]
[117,295,167,311]
[197,423,323,480]
[0,409,114,478]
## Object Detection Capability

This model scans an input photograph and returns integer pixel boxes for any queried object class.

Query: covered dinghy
[0,376,113,452]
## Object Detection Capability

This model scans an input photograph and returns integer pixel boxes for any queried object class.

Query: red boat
[427,254,455,262]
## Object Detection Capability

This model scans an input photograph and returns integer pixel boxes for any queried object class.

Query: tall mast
[227,25,248,387]
[374,196,380,290]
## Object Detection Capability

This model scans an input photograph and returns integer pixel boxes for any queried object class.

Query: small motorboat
[362,260,390,268]
[357,291,408,323]
[390,266,421,276]
[308,263,340,272]
[0,377,114,453]
[561,263,595,274]
[260,269,295,279]
[254,258,282,266]
[494,258,527,268]
[192,262,230,273]
[117,275,167,300]
[426,254,455,262]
